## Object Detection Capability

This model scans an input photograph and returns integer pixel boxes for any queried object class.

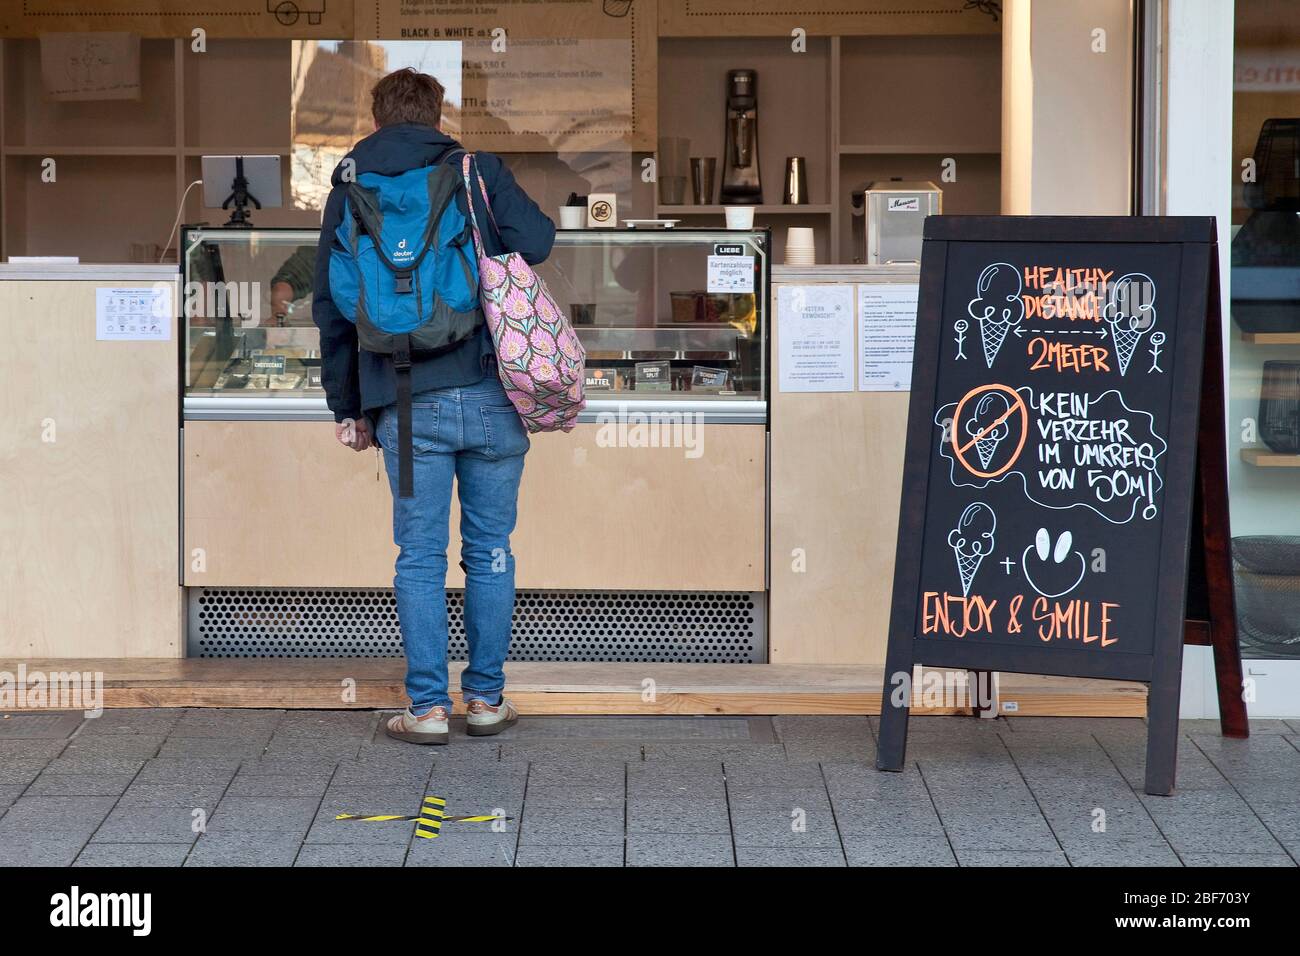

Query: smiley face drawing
[1021,528,1086,599]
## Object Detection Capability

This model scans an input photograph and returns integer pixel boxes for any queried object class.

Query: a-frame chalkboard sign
[876,217,1247,797]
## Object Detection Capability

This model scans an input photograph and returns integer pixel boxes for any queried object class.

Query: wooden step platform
[0,659,1147,716]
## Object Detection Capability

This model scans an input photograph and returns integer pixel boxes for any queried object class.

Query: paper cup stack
[785,227,816,266]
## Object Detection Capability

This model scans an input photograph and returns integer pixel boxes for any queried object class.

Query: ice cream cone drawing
[947,502,997,598]
[966,262,1024,368]
[1103,273,1157,377]
[964,391,1012,470]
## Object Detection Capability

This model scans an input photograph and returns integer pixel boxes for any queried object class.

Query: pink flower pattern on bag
[463,155,585,433]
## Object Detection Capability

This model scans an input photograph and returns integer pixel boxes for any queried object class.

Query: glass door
[1228,0,1300,712]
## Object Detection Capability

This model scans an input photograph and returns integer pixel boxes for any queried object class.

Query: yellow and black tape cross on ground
[415,795,446,839]
[334,812,512,823]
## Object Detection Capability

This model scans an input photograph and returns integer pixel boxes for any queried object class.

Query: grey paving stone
[74,843,192,867]
[93,805,206,843]
[0,836,88,867]
[627,758,724,776]
[507,716,754,740]
[641,742,787,761]
[404,831,516,866]
[726,786,832,812]
[627,774,726,802]
[172,709,285,736]
[1062,842,1184,867]
[295,844,409,867]
[0,739,69,761]
[736,846,846,867]
[117,781,228,808]
[236,756,341,777]
[185,831,301,866]
[0,711,84,738]
[500,742,644,762]
[833,802,947,838]
[224,773,330,798]
[1139,790,1285,855]
[775,716,876,761]
[523,784,623,809]
[60,734,165,760]
[728,808,841,848]
[0,784,28,807]
[1004,717,1146,737]
[518,807,624,846]
[0,761,47,786]
[1099,738,1230,791]
[262,736,366,760]
[626,833,734,867]
[207,796,319,833]
[0,795,119,833]
[1180,853,1296,867]
[275,711,378,737]
[158,736,270,760]
[722,760,825,789]
[26,772,136,796]
[626,799,730,834]
[514,844,623,866]
[524,760,627,789]
[39,756,147,775]
[844,837,958,867]
[133,758,241,784]
[956,849,1070,867]
[76,709,183,735]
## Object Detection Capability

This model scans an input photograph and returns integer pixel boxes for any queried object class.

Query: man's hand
[270,281,295,326]
[336,417,373,451]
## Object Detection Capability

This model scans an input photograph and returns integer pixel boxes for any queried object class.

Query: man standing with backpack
[313,68,556,744]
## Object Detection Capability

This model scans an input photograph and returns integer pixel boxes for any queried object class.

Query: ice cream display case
[182,226,770,423]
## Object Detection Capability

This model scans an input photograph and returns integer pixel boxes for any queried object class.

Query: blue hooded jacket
[312,123,556,423]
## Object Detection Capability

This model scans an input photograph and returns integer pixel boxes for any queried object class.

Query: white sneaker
[384,706,450,745]
[465,697,518,737]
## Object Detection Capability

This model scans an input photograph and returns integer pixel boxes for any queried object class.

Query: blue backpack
[328,151,484,497]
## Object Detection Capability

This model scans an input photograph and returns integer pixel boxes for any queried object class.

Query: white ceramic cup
[724,206,756,229]
[559,206,587,229]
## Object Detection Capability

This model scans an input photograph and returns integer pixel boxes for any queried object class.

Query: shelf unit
[0,38,314,263]
[654,33,1001,264]
[1240,331,1300,345]
[1241,448,1300,468]
[1,30,1002,266]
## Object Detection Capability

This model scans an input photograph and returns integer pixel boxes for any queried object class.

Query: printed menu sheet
[858,283,919,391]
[777,284,854,392]
[96,286,171,342]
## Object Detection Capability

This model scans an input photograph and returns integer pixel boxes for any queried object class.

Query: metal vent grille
[187,588,765,663]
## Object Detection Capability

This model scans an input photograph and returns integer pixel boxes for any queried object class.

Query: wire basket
[1232,536,1300,658]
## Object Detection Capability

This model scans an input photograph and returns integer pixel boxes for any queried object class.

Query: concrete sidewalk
[0,711,1296,867]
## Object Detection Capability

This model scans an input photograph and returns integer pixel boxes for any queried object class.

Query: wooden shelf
[655,204,832,216]
[1242,448,1300,467]
[5,146,177,156]
[1240,331,1300,345]
[838,144,999,155]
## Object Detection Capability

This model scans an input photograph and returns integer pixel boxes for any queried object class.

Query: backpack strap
[393,332,414,499]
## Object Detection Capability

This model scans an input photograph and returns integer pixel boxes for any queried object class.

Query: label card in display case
[875,216,1248,796]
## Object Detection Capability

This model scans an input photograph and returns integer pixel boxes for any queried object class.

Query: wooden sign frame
[875,216,1247,797]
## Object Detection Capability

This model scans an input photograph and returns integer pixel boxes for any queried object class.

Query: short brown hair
[371,68,445,128]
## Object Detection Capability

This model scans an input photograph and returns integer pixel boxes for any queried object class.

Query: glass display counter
[182,226,769,423]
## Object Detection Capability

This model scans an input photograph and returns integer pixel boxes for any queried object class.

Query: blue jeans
[376,374,529,714]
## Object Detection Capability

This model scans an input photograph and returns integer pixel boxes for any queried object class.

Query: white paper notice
[777,285,854,392]
[707,255,754,293]
[96,286,172,342]
[858,283,919,391]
